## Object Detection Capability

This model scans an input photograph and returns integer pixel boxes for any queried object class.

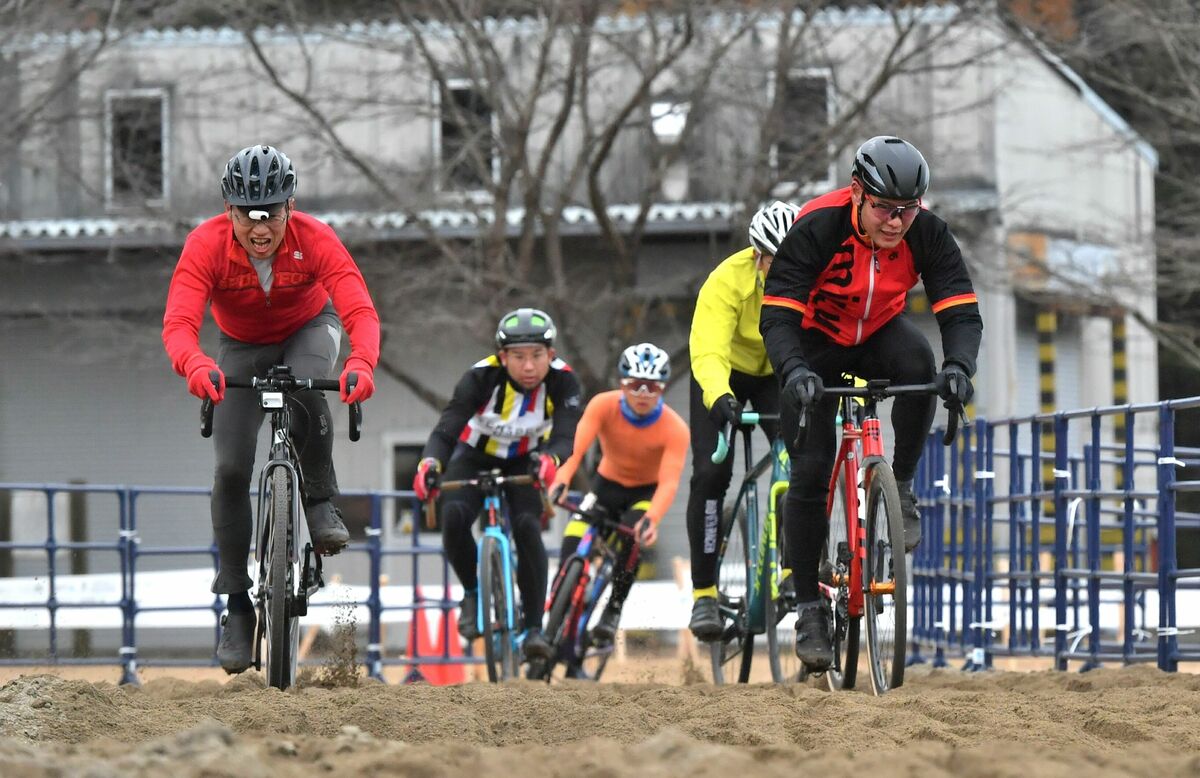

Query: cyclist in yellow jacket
[685,201,799,640]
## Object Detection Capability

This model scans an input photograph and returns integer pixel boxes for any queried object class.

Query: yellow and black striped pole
[1112,314,1128,491]
[1038,309,1057,513]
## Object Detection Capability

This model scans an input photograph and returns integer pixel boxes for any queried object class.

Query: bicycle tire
[480,535,517,682]
[265,467,298,690]
[824,469,860,691]
[863,462,907,694]
[578,559,616,682]
[534,557,584,681]
[766,487,804,684]
[710,502,754,684]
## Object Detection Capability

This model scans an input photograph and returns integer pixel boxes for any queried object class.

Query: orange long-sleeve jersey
[553,390,690,524]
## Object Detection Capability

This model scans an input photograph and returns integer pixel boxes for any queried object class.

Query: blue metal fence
[911,397,1200,672]
[3,396,1200,681]
[0,484,471,684]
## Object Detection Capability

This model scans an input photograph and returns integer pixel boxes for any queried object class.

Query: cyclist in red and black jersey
[413,308,583,661]
[760,136,982,673]
[162,145,380,674]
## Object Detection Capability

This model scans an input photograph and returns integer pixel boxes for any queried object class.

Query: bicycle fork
[477,498,517,636]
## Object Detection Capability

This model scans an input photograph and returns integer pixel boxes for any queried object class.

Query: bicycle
[425,469,549,682]
[200,364,362,691]
[808,378,962,694]
[708,412,797,684]
[529,496,642,682]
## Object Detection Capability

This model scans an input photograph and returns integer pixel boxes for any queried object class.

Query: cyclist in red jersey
[162,145,380,674]
[760,136,982,673]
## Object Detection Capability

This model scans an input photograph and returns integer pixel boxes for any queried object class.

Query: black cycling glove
[934,363,974,406]
[782,367,824,412]
[708,393,742,428]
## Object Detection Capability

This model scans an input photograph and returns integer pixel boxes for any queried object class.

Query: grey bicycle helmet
[495,308,556,349]
[851,136,929,200]
[221,144,297,206]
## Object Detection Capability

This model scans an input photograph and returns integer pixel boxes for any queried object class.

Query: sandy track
[1,664,1198,776]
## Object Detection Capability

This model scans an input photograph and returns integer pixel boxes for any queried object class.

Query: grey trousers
[210,305,343,594]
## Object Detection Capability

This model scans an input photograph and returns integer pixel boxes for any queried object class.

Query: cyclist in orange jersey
[550,343,690,649]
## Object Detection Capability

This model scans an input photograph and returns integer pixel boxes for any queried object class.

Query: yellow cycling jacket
[689,246,774,409]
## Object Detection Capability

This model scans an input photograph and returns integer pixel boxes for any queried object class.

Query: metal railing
[911,397,1200,671]
[3,396,1200,681]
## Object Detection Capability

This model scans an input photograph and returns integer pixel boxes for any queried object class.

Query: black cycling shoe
[794,599,834,673]
[457,590,480,640]
[217,606,256,674]
[523,628,553,661]
[896,479,922,552]
[688,596,723,642]
[590,606,622,645]
[305,499,350,555]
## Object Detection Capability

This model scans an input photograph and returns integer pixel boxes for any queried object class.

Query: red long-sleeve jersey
[162,211,380,378]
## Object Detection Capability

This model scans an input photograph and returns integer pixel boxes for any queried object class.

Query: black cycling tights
[783,314,936,602]
[439,446,548,631]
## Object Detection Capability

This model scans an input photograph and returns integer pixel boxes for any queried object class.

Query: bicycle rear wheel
[710,502,753,684]
[824,469,860,691]
[533,557,584,681]
[480,535,517,682]
[264,467,299,690]
[863,462,907,694]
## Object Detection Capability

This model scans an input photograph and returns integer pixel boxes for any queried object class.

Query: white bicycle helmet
[618,343,670,382]
[748,200,800,255]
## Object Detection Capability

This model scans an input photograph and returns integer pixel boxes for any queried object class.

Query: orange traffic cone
[430,600,467,685]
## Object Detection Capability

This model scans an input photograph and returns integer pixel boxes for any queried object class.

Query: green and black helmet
[495,308,556,349]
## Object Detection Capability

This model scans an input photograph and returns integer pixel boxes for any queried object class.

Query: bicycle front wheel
[863,462,907,694]
[766,486,804,684]
[533,557,584,681]
[264,467,299,690]
[710,503,753,684]
[480,535,518,682]
[578,560,616,682]
[824,469,860,691]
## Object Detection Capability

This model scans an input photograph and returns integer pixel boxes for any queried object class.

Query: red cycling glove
[413,458,442,501]
[186,361,225,403]
[340,357,375,404]
[533,453,558,488]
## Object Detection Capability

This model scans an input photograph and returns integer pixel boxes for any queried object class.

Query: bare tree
[1025,0,1200,373]
[223,0,992,403]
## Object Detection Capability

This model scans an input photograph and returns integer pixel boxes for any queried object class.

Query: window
[770,69,835,195]
[435,79,496,193]
[104,89,169,209]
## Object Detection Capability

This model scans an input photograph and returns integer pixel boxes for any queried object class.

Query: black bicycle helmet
[495,308,556,349]
[221,144,297,206]
[851,136,929,200]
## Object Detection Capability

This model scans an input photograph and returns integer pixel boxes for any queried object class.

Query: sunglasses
[231,206,288,226]
[620,378,665,396]
[863,193,921,223]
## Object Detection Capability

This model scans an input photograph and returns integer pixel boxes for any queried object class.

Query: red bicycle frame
[823,408,886,619]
